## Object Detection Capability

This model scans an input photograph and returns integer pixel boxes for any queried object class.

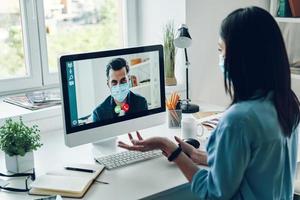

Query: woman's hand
[118,131,178,157]
[174,136,195,156]
[119,133,203,182]
[174,136,208,166]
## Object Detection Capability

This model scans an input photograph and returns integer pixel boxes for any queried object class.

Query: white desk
[0,123,198,200]
[0,103,222,200]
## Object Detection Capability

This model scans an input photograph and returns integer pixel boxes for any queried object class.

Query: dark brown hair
[106,58,129,78]
[220,6,300,137]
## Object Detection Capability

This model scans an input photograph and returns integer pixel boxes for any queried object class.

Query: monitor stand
[92,137,124,158]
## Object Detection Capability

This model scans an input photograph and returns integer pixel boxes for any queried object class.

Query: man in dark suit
[92,58,148,122]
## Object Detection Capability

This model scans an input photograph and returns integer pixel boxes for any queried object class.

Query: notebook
[193,111,223,130]
[193,111,223,120]
[29,164,105,198]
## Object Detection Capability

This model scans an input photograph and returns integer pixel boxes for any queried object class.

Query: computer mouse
[182,138,200,149]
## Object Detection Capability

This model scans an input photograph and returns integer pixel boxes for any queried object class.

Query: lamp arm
[184,48,189,64]
[184,48,190,101]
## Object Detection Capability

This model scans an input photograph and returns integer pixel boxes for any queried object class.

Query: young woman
[118,7,300,199]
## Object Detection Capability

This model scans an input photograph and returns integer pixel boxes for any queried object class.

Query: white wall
[136,0,273,105]
[292,78,300,100]
[278,23,300,99]
[136,0,186,86]
[186,0,270,106]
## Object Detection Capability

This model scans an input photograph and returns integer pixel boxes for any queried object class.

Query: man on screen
[92,58,148,122]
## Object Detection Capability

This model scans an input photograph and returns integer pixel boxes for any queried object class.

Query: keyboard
[95,150,162,170]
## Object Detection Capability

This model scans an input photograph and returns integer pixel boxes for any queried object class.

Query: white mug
[181,118,199,139]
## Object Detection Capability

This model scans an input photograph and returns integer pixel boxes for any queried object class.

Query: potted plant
[0,118,42,173]
[163,21,177,86]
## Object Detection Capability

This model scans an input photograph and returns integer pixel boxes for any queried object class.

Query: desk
[0,103,223,200]
[2,102,300,199]
[0,127,187,200]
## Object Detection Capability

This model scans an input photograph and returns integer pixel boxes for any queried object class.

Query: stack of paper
[4,89,61,110]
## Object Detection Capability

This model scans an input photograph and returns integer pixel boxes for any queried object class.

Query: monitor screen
[60,45,165,134]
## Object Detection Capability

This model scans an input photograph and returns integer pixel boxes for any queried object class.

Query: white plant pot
[5,152,34,173]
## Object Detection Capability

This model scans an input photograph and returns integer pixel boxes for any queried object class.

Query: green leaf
[0,117,43,156]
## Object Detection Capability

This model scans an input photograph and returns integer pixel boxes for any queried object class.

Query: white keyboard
[95,150,162,170]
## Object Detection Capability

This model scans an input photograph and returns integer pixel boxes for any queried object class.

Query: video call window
[66,51,161,127]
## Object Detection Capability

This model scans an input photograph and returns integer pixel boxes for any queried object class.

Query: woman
[118,7,300,199]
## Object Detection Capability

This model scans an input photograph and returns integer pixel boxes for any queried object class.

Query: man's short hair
[106,58,129,79]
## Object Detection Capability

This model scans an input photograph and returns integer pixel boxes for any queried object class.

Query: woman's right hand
[118,131,178,157]
[174,136,208,166]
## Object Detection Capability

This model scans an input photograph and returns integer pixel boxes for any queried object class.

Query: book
[278,0,292,17]
[29,164,105,198]
[193,111,222,120]
[193,111,223,130]
[289,0,300,17]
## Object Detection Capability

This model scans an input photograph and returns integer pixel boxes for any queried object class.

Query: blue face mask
[219,54,230,80]
[219,54,225,73]
[111,82,130,103]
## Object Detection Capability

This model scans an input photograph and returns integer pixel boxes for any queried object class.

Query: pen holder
[167,109,182,128]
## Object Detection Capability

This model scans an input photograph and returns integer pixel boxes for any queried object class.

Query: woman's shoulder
[220,98,275,128]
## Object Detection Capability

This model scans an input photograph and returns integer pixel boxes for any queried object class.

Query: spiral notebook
[29,164,105,198]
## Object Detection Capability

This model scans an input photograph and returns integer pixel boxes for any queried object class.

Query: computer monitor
[59,45,166,147]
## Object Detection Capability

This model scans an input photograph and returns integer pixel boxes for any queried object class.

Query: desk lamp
[174,24,199,113]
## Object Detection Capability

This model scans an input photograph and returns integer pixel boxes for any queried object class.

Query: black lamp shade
[174,24,192,48]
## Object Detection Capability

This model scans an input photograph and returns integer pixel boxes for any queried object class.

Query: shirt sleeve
[191,121,251,199]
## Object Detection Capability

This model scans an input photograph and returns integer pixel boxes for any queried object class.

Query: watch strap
[168,147,182,162]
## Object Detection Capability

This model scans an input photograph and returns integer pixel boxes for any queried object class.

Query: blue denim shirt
[191,95,298,199]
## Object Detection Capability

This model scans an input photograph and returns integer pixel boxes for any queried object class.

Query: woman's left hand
[118,131,177,157]
[119,132,201,182]
[174,136,208,165]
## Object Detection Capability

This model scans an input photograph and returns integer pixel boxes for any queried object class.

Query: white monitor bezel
[59,45,166,147]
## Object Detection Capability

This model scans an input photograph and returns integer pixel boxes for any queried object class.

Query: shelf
[275,17,300,23]
[131,83,151,90]
[130,60,150,69]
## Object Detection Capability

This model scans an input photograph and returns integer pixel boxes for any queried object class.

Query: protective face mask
[219,54,225,73]
[111,82,130,103]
